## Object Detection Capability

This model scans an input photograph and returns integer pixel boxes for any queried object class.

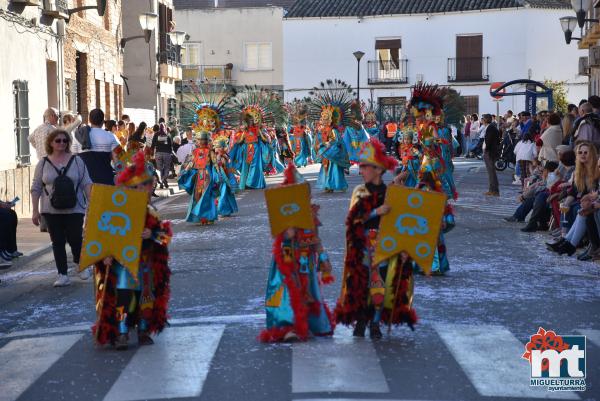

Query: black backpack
[43,156,79,209]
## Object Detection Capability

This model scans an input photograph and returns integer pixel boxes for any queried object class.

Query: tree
[543,79,568,114]
[443,88,466,131]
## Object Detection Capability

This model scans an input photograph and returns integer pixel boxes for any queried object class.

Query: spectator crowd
[0,107,187,286]
[487,96,600,263]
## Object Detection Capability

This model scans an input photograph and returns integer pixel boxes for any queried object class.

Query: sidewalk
[11,179,183,267]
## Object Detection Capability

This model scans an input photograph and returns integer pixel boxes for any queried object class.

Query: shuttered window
[13,80,30,166]
[462,95,479,116]
[456,35,483,81]
[244,42,272,70]
[376,38,401,70]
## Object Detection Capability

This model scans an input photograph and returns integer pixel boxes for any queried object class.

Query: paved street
[0,160,599,401]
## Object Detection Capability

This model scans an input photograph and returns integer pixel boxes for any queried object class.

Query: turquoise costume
[214,141,238,217]
[308,79,355,192]
[316,126,350,192]
[232,126,270,190]
[342,125,370,164]
[259,165,335,342]
[181,145,218,224]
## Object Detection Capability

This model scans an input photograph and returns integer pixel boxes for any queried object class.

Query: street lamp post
[571,0,594,28]
[560,16,580,44]
[120,12,157,49]
[353,51,365,102]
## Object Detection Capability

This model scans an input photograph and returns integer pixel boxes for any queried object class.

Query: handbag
[178,168,197,195]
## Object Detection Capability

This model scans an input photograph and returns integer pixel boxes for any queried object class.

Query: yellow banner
[80,184,148,278]
[373,185,446,274]
[264,182,315,236]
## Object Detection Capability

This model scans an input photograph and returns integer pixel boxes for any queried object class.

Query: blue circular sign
[86,241,102,257]
[112,190,128,207]
[121,246,138,263]
[407,193,424,209]
[380,236,397,252]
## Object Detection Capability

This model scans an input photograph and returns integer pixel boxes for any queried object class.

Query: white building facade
[173,0,293,126]
[284,1,588,119]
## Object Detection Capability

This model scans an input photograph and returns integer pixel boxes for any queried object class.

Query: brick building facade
[63,0,124,122]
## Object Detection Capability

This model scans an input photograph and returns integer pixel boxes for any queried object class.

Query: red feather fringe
[92,263,118,345]
[116,150,146,185]
[259,235,309,342]
[369,138,398,171]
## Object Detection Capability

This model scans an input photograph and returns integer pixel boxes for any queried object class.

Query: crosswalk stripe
[292,326,389,394]
[103,325,226,401]
[434,324,579,400]
[295,399,443,401]
[578,329,600,347]
[0,333,83,401]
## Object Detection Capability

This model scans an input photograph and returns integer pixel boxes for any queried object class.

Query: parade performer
[266,127,286,175]
[276,126,295,165]
[93,151,172,350]
[396,129,422,188]
[409,83,456,275]
[415,171,455,276]
[309,79,352,192]
[335,138,417,339]
[410,83,458,201]
[230,87,285,190]
[342,100,371,164]
[363,105,380,143]
[180,131,218,225]
[260,164,335,342]
[213,133,239,217]
[287,100,311,168]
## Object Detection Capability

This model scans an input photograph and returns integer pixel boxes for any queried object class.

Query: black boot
[353,320,367,337]
[369,322,382,339]
[577,244,593,261]
[521,222,538,232]
[546,238,566,252]
[557,241,577,256]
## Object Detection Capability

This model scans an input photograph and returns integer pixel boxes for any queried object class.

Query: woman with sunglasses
[547,141,599,256]
[31,129,92,287]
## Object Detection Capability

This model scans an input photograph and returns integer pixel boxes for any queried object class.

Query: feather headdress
[116,150,155,187]
[180,81,236,133]
[285,98,310,125]
[308,79,355,127]
[409,82,446,116]
[228,85,286,128]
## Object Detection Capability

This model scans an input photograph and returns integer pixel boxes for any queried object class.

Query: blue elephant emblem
[280,203,300,216]
[395,213,429,236]
[98,211,131,236]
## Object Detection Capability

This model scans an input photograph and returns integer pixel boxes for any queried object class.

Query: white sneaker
[53,274,71,287]
[512,179,521,185]
[79,267,92,280]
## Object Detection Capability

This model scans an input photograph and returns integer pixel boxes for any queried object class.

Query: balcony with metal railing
[447,57,489,82]
[181,64,235,85]
[367,59,408,84]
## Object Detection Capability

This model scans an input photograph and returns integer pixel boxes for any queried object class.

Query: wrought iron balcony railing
[448,56,489,82]
[367,59,408,84]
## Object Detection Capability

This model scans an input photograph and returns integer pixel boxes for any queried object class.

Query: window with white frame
[181,43,201,66]
[244,42,272,71]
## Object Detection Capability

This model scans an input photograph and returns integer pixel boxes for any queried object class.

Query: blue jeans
[513,197,535,221]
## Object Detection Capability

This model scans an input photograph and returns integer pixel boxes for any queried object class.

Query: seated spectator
[573,102,600,148]
[557,142,598,234]
[0,200,21,268]
[520,161,560,232]
[538,113,562,162]
[547,148,576,236]
[504,162,549,223]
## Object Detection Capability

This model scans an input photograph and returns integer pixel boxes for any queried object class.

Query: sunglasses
[53,138,69,144]
[578,151,589,155]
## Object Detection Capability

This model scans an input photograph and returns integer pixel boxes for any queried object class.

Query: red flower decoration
[522,327,570,372]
